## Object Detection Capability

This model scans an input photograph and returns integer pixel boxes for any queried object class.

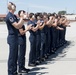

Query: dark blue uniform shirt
[5,12,19,44]
[34,20,41,35]
[27,20,36,35]
[5,12,18,35]
[18,25,26,45]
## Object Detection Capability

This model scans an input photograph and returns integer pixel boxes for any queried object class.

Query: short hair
[29,13,34,18]
[7,2,16,10]
[18,10,25,17]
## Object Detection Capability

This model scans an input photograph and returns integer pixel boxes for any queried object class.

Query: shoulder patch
[9,17,14,22]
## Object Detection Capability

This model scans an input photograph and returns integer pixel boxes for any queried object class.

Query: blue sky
[0,0,76,14]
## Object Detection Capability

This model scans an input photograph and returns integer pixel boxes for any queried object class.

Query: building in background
[0,14,6,21]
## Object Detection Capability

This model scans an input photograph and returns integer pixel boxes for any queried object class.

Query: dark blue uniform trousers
[36,34,41,60]
[40,33,46,58]
[59,25,65,45]
[45,28,51,55]
[7,35,18,75]
[18,36,26,69]
[29,34,36,64]
[51,27,56,50]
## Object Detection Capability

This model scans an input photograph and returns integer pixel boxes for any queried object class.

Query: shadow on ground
[0,41,75,75]
[22,67,48,75]
[24,41,75,75]
[40,41,75,65]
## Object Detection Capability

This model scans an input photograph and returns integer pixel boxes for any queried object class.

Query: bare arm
[52,19,58,27]
[38,23,46,30]
[12,18,25,29]
[61,18,67,24]
[19,28,25,35]
[63,20,71,27]
[19,24,32,35]
[31,25,39,32]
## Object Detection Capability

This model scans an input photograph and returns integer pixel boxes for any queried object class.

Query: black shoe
[44,55,48,59]
[40,58,46,61]
[47,53,50,56]
[23,68,30,72]
[64,40,67,44]
[14,73,18,75]
[35,60,40,65]
[51,50,56,54]
[14,72,18,75]
[18,67,30,73]
[28,63,36,67]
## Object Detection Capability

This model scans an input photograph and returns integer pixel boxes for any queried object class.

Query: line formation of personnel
[5,2,70,75]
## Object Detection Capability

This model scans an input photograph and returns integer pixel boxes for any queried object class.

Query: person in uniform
[39,15,47,61]
[27,13,39,66]
[5,2,30,75]
[18,10,31,74]
[34,13,41,64]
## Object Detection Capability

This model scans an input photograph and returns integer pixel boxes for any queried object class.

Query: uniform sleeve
[27,21,31,26]
[9,15,16,24]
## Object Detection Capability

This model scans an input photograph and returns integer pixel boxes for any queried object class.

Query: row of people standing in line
[5,2,70,75]
[27,12,70,66]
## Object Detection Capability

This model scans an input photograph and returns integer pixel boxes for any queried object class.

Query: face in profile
[8,2,16,12]
[20,11,25,17]
[12,5,16,11]
[32,15,35,20]
[37,16,41,20]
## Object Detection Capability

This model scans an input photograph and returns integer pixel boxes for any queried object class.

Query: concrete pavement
[0,22,76,75]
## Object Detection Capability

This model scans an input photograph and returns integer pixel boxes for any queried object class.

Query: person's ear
[11,5,16,11]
